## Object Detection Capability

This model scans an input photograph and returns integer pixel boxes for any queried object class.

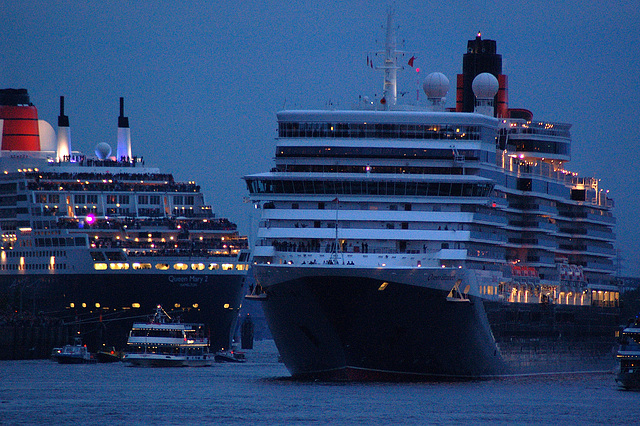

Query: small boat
[123,305,215,367]
[53,337,96,364]
[96,346,123,363]
[50,347,62,359]
[616,316,640,390]
[215,350,246,363]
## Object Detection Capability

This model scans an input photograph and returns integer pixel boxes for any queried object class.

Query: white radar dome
[472,72,499,99]
[95,142,112,160]
[423,72,449,98]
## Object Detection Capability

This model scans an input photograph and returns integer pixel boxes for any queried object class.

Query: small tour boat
[123,305,215,367]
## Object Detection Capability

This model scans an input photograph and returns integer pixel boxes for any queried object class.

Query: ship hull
[616,370,640,390]
[254,265,619,380]
[0,271,246,353]
[124,354,215,368]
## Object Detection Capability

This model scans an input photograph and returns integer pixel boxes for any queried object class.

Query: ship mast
[378,10,401,108]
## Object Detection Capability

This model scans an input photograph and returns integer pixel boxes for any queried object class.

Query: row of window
[0,263,65,271]
[277,146,484,160]
[34,237,87,247]
[278,165,468,175]
[36,194,195,206]
[247,179,494,197]
[509,140,570,156]
[278,122,483,140]
[0,194,27,206]
[94,262,248,271]
[66,302,205,310]
[3,249,70,257]
[0,182,19,194]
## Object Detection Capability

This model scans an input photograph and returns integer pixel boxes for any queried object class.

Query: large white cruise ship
[0,89,249,358]
[244,12,620,380]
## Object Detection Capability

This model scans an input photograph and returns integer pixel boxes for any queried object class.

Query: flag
[408,56,416,67]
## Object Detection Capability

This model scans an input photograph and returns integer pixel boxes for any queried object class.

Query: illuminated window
[109,262,130,270]
[191,263,205,271]
[378,282,389,291]
[155,263,170,270]
[173,263,188,270]
[208,263,219,270]
[132,303,140,308]
[223,303,230,309]
[132,263,152,270]
[94,263,108,270]
[222,263,234,271]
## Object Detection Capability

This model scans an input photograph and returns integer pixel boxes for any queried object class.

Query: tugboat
[616,316,640,389]
[53,335,96,364]
[96,345,123,363]
[214,350,246,363]
[123,305,215,367]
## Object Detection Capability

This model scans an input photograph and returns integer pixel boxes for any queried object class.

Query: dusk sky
[2,1,639,275]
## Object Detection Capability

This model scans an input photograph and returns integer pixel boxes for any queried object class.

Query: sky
[2,1,639,276]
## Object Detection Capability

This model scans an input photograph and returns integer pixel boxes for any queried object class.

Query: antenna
[375,9,402,109]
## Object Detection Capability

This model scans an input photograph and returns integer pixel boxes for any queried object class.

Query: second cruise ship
[0,89,249,356]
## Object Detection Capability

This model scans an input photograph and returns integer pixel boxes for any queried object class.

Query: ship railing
[26,170,174,182]
[27,181,199,193]
[504,120,571,138]
[500,159,583,186]
[271,243,399,255]
[56,217,238,232]
[270,250,441,268]
[125,249,240,258]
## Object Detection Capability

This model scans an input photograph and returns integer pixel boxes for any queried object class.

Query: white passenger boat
[123,305,214,367]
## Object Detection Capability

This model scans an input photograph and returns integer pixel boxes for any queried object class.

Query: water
[0,340,637,425]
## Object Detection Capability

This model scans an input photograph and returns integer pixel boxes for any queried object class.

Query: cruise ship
[244,13,620,380]
[0,89,248,354]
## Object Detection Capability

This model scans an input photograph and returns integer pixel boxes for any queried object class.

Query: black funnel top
[0,88,32,106]
[58,96,69,127]
[118,97,129,128]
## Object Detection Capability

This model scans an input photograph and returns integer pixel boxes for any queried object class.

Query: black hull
[617,370,640,390]
[96,352,122,363]
[257,269,619,380]
[0,272,246,355]
[54,355,96,364]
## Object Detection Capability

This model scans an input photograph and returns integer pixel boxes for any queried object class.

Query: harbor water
[0,340,637,425]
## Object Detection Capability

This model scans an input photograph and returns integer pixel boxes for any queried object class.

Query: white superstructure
[245,11,617,307]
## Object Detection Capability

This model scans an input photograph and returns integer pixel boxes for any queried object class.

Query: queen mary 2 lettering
[0,89,249,356]
[244,12,620,380]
